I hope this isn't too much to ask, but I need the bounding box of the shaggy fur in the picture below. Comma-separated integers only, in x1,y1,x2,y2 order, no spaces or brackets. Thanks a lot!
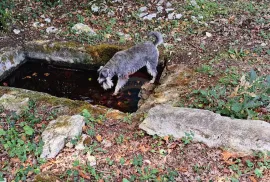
97,31,163,95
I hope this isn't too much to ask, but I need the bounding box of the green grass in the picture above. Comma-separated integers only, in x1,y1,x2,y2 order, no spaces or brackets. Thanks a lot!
190,69,270,120
0,0,15,31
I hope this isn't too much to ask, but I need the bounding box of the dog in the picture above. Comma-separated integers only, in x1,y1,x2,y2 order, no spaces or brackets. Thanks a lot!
97,31,163,95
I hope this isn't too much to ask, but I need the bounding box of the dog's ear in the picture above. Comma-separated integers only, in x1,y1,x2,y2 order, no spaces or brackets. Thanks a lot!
98,66,104,72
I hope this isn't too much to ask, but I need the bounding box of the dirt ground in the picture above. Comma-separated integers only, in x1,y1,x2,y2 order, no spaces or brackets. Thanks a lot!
0,0,269,181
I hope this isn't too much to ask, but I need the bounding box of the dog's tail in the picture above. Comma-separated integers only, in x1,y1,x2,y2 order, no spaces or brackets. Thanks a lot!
148,31,163,46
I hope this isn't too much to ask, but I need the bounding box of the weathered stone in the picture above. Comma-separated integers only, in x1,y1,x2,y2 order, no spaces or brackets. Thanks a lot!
72,23,96,36
23,40,123,67
140,104,270,153
138,64,194,112
206,32,212,37
139,6,147,12
166,2,172,7
143,13,157,20
167,12,175,20
157,6,163,13
13,29,20,34
165,8,174,13
0,94,29,114
46,26,58,34
175,14,183,19
41,115,85,158
86,152,97,166
44,18,51,23
0,46,25,81
139,12,148,18
91,4,100,13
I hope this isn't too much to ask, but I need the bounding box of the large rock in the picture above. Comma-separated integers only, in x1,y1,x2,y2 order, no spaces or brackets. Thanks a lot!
140,104,270,153
0,41,123,81
0,47,25,81
138,64,194,112
0,94,29,114
41,115,85,158
71,23,96,35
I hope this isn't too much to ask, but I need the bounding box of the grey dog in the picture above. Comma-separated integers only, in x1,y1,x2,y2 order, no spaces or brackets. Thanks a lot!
97,31,163,95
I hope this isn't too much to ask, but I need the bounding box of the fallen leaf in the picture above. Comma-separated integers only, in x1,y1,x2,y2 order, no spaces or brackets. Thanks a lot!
104,34,111,38
73,167,91,179
96,134,102,142
11,157,21,163
177,167,188,172
163,136,169,143
21,134,27,142
139,145,149,153
32,72,38,76
249,176,257,182
23,76,31,79
221,151,236,161
228,16,235,23
229,85,239,98
44,73,50,76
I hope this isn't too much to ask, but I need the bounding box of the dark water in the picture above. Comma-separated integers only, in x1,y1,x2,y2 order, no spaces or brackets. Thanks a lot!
0,61,153,113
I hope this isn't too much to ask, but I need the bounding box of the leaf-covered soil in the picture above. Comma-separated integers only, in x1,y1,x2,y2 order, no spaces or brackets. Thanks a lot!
0,0,269,181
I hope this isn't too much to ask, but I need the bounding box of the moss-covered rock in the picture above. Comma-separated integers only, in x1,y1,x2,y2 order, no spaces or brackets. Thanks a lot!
85,44,124,65
0,93,29,114
34,173,59,182
25,40,125,67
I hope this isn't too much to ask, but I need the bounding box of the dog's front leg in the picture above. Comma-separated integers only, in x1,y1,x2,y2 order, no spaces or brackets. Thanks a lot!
113,77,128,95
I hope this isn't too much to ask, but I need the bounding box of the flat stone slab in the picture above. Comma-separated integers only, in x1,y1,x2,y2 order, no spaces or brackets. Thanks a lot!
139,104,270,153
41,115,85,159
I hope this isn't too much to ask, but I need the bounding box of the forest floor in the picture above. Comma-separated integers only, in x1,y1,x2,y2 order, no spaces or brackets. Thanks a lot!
0,0,269,181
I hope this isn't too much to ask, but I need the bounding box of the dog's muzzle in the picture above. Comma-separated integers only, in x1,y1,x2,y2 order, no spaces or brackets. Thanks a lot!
97,77,114,90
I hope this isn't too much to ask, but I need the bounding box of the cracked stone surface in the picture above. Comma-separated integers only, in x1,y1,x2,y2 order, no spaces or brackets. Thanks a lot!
41,115,85,159
140,104,270,153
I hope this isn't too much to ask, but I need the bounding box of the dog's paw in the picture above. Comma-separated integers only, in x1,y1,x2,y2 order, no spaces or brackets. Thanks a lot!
112,92,118,96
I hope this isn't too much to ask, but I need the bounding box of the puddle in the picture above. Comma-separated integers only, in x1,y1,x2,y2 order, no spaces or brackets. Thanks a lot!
0,60,158,112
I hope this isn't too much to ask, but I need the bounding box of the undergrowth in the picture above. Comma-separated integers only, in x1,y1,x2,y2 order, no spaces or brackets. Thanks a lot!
190,70,270,120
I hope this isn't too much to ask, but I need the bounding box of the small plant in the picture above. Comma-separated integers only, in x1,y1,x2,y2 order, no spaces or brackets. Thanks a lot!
161,168,179,181
182,131,194,145
137,167,159,181
122,113,132,124
115,134,124,144
228,47,248,59
132,154,143,167
0,0,14,31
196,64,215,76
254,168,263,178
191,70,270,120
106,157,114,166
81,109,95,124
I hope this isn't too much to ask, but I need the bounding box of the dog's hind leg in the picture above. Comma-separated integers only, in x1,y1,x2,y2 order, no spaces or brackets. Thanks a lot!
146,58,158,84
113,77,128,95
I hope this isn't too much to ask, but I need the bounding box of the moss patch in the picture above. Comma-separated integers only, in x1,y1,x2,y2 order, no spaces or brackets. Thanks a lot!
0,86,111,116
50,115,72,129
34,173,59,182
85,44,125,65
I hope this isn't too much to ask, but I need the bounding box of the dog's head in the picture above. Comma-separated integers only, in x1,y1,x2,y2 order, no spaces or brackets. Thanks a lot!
97,66,114,90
